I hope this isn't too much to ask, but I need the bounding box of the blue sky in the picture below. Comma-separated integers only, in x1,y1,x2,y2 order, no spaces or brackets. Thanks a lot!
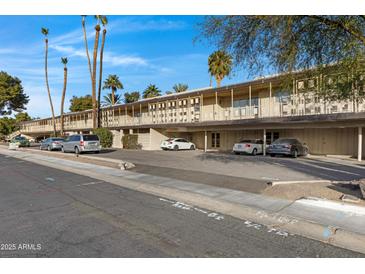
0,16,248,118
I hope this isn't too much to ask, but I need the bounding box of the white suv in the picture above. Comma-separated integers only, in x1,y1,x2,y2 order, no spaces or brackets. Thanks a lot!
160,138,196,151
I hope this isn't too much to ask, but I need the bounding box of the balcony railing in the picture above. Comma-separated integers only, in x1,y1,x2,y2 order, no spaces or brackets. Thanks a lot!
20,92,365,134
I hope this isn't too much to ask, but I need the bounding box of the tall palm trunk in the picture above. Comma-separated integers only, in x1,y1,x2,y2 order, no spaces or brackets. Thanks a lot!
112,87,116,105
216,76,222,88
82,17,93,86
44,38,56,136
92,24,101,129
60,67,67,136
97,28,107,128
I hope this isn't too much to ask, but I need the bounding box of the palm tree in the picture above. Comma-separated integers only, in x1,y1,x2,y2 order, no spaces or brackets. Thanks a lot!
91,15,102,129
143,84,161,99
81,16,93,85
102,93,122,106
41,27,56,136
103,74,123,105
97,16,108,128
60,57,68,136
173,83,189,93
124,91,140,103
208,50,232,88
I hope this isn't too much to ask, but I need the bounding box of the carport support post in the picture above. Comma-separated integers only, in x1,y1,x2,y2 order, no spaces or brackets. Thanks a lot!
204,130,207,152
263,129,266,156
358,126,362,161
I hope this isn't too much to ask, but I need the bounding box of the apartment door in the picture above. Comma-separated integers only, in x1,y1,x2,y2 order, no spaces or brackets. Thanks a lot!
211,132,220,148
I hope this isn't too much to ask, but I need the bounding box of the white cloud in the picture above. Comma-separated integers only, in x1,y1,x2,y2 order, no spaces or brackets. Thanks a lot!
109,18,187,33
50,44,148,67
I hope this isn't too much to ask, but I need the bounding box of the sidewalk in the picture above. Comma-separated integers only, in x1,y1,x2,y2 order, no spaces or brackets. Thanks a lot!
1,146,365,254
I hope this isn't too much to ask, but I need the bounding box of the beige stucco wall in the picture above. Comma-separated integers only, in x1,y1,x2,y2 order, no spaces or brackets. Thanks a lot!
111,130,123,148
149,128,169,150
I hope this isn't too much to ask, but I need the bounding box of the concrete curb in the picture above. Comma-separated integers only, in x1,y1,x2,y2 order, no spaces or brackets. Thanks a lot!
268,179,332,186
1,147,365,254
13,146,136,170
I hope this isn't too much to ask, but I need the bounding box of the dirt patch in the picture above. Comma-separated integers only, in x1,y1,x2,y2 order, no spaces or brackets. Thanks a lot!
263,181,365,206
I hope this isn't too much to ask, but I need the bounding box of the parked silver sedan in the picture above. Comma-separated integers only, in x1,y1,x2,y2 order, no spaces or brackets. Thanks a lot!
40,137,64,151
267,138,308,158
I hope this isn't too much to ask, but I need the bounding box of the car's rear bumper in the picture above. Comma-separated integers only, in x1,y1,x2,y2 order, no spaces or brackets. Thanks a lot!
51,144,62,150
80,146,101,152
267,149,291,155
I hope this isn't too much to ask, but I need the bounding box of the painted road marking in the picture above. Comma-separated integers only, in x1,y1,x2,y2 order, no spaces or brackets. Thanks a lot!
158,198,224,221
45,177,55,182
158,198,292,237
297,161,361,176
76,181,105,187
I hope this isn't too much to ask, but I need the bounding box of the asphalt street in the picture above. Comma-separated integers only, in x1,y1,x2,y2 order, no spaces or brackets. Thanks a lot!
0,154,363,257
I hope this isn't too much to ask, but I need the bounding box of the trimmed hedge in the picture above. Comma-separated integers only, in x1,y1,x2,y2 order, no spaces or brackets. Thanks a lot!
93,128,113,148
122,134,139,149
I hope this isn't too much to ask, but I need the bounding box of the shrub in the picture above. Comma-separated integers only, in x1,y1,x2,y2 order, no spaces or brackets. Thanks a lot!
93,128,113,148
122,134,139,149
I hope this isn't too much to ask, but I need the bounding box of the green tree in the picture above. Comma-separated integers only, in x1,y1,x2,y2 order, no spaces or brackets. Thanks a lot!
97,16,108,128
0,117,15,139
60,57,68,136
143,84,161,99
102,93,122,106
93,127,113,148
199,16,365,101
103,74,123,105
15,112,32,123
173,83,189,93
41,27,56,136
208,50,232,88
69,95,94,112
0,71,29,115
124,91,140,103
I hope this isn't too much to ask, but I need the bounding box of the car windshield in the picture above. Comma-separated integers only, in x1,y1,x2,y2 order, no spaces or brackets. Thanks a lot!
83,135,99,141
166,138,174,141
273,139,297,144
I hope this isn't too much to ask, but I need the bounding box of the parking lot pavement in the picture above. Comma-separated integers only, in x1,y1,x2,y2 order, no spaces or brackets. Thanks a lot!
0,154,363,258
89,149,365,183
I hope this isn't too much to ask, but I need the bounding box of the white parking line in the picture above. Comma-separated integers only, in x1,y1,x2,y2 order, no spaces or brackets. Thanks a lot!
297,161,361,176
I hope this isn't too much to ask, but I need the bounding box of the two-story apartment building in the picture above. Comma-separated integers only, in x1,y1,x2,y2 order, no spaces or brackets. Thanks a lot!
20,71,365,160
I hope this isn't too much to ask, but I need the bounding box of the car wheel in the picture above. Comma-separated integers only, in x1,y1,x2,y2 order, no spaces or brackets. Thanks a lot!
234,151,240,155
190,145,195,150
292,149,298,158
75,146,80,155
61,146,65,153
173,145,179,151
95,151,100,154
252,148,257,156
270,154,276,157
47,145,51,151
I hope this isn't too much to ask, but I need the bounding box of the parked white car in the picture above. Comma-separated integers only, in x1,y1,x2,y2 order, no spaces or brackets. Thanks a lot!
233,139,265,155
160,138,196,151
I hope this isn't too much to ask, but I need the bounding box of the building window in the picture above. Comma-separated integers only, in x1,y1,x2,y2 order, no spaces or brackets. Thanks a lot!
308,79,316,88
297,81,305,90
